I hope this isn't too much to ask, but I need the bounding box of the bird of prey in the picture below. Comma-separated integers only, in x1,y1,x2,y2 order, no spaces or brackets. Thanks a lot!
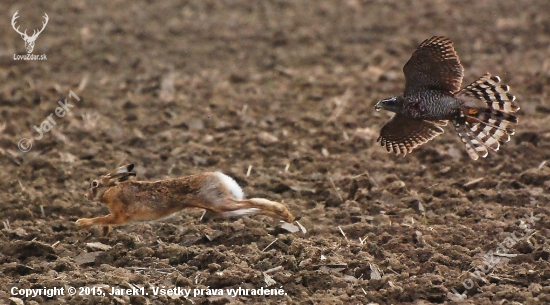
375,36,519,160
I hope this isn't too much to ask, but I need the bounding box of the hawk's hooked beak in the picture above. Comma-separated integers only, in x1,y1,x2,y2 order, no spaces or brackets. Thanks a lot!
375,97,399,112
375,100,384,111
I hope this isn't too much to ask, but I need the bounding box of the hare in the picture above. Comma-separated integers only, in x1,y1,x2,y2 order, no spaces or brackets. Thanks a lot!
75,164,295,235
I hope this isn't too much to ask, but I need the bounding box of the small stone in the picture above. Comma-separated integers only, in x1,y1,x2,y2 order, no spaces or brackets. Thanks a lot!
186,118,204,130
74,251,102,265
258,132,278,146
86,242,112,251
280,222,300,233
205,230,224,241
9,297,24,305
192,155,207,166
343,275,358,283
215,120,230,131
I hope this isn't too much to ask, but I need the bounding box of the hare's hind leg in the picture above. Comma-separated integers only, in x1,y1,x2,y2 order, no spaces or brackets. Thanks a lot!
246,198,294,222
220,198,294,222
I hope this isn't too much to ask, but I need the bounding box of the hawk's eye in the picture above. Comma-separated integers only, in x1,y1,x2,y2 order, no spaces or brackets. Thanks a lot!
91,181,99,188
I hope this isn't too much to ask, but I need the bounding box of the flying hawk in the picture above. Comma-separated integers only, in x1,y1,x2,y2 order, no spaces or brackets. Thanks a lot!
375,36,520,160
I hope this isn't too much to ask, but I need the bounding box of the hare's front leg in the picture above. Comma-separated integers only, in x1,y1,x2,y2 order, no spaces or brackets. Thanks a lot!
75,214,118,236
75,214,126,227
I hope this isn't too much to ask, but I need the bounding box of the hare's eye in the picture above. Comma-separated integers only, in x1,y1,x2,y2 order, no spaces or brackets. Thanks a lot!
91,181,99,188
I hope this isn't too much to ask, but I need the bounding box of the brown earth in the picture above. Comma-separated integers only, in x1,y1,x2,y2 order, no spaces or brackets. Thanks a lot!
1,0,550,304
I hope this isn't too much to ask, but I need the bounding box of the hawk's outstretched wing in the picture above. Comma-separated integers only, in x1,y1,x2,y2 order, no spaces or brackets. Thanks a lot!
403,36,464,96
377,114,446,156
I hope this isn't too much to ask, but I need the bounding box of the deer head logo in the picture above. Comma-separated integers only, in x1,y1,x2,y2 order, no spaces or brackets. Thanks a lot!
12,11,49,54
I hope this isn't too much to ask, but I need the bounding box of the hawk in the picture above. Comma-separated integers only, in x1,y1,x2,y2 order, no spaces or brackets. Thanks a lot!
375,36,520,160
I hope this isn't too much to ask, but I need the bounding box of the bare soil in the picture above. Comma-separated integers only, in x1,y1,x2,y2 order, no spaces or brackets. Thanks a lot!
1,0,550,304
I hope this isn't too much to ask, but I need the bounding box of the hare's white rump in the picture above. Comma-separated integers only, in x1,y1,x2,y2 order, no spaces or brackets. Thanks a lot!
214,172,244,200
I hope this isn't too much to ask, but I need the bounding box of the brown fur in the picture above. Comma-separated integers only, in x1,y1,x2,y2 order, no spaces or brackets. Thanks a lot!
75,164,294,235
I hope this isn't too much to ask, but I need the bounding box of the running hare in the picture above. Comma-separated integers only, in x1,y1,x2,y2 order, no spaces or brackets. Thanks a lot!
75,164,294,235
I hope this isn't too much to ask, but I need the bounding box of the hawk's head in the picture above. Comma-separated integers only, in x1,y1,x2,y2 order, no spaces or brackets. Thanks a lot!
375,95,404,113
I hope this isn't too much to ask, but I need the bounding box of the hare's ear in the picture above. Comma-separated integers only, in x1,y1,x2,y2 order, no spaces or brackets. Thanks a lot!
117,173,136,182
116,163,134,174
108,163,136,182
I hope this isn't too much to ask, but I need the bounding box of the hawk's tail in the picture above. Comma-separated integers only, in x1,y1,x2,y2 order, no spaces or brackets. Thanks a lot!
454,73,520,160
